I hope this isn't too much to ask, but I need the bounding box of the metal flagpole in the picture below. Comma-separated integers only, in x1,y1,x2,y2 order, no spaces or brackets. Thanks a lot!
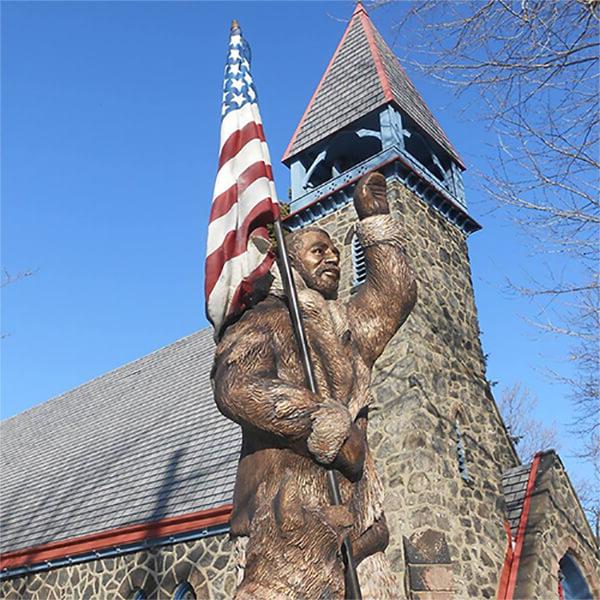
272,219,363,600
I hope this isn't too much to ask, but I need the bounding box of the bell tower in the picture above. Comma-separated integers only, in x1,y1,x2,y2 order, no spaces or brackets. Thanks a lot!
282,3,520,597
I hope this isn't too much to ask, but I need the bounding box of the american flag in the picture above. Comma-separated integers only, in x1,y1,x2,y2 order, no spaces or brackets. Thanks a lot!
205,21,280,336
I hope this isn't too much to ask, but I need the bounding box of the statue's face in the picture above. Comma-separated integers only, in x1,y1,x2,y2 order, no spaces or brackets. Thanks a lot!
291,229,341,299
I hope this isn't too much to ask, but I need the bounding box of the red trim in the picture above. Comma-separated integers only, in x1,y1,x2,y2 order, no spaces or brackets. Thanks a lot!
352,1,366,16
0,504,232,570
282,5,362,162
558,578,565,600
360,10,393,103
498,453,542,600
496,521,514,600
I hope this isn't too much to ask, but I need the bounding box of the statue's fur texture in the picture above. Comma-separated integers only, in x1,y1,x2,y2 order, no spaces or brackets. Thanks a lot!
235,471,352,599
212,173,417,598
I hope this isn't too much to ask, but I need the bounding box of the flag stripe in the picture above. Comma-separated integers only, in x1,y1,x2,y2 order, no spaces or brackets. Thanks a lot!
218,121,266,169
219,100,263,152
207,176,273,256
207,247,275,334
209,161,274,223
213,138,272,199
205,197,275,297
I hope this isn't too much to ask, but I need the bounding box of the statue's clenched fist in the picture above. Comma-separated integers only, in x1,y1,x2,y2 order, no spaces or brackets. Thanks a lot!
354,171,391,219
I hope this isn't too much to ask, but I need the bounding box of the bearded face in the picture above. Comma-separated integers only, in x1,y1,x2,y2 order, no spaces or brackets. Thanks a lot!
287,229,341,300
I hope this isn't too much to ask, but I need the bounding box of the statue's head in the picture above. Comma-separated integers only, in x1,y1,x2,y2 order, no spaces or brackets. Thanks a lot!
286,227,340,300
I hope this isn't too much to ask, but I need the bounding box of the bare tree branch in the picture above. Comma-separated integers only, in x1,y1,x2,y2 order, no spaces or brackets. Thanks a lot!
499,383,560,463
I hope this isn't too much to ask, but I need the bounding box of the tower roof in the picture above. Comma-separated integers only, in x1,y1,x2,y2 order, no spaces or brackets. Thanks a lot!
283,2,464,168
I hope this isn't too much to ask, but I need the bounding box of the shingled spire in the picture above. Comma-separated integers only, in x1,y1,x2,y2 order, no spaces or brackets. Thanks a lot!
282,2,477,233
283,2,463,167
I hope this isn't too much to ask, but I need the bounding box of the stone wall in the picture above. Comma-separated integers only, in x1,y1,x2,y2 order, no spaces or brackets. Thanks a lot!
1,533,237,600
514,452,600,599
315,175,520,598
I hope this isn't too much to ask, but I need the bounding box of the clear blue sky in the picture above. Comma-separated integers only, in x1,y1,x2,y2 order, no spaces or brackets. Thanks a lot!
1,2,589,483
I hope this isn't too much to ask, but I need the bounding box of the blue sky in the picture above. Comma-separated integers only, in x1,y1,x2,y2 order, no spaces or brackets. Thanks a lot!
1,2,589,483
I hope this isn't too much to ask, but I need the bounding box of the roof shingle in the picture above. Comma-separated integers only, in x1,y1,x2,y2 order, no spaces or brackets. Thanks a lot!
501,463,531,537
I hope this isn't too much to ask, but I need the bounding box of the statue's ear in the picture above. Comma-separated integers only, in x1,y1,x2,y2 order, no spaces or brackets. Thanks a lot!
273,471,305,532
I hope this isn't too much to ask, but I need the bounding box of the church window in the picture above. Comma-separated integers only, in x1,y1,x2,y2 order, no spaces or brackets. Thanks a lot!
558,553,593,599
174,581,196,600
130,589,146,600
351,233,367,287
454,417,472,482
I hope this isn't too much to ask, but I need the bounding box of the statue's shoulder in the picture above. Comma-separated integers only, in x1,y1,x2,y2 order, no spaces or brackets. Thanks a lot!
216,295,289,350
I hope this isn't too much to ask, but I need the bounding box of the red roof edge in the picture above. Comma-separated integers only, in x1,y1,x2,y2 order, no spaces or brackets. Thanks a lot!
282,8,359,163
498,453,542,600
0,504,233,570
360,9,393,103
496,520,515,600
353,1,367,16
363,14,466,170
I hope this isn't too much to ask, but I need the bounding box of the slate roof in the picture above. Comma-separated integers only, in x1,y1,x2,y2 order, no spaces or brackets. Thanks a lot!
0,329,240,554
501,463,532,537
283,3,463,168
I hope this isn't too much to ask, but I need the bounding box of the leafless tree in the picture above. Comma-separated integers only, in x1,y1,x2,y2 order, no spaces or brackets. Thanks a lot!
371,0,599,468
1,268,35,339
499,383,559,463
500,382,598,536
1,268,34,289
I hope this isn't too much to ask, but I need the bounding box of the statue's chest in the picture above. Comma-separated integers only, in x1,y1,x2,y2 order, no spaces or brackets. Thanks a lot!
305,321,357,405
275,301,359,406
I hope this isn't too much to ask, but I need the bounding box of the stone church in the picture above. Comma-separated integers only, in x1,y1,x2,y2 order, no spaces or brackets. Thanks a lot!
1,4,598,599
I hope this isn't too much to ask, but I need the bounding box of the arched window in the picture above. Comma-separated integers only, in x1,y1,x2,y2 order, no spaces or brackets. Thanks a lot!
129,589,146,600
173,581,196,600
351,234,367,287
558,553,593,599
404,130,448,186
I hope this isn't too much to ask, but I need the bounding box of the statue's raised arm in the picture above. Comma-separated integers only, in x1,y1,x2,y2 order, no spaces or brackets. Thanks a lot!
348,172,417,369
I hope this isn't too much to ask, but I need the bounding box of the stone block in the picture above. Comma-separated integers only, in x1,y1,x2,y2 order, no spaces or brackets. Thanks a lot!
412,592,454,600
408,564,454,591
405,529,451,564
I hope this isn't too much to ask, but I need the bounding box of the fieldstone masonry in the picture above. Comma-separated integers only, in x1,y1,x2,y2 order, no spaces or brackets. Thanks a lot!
1,534,237,600
313,176,521,598
513,452,600,599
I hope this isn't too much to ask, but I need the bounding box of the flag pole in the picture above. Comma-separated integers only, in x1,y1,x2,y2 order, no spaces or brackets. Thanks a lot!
272,219,363,600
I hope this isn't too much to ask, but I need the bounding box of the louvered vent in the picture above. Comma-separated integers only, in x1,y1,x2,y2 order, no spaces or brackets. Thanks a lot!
352,234,367,286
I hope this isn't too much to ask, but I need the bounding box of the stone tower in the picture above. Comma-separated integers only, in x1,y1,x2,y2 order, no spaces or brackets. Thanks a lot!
282,3,520,597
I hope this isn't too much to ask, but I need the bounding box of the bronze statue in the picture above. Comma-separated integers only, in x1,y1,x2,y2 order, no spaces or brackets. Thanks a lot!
212,172,417,598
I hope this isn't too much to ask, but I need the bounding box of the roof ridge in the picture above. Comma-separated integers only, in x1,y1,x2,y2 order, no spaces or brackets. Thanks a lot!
368,23,465,167
1,328,214,425
359,6,393,104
